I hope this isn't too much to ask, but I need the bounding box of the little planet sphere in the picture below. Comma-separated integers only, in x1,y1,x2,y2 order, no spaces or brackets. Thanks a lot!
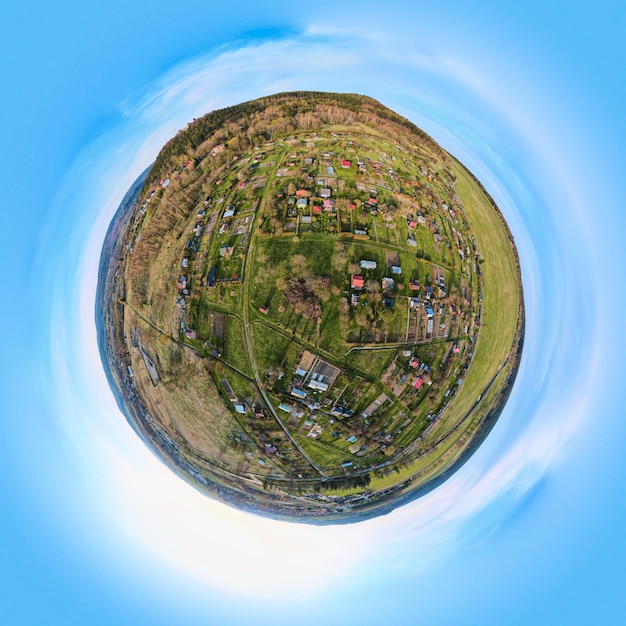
97,92,524,523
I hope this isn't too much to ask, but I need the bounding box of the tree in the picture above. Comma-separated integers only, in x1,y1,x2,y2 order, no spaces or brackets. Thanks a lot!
289,254,308,276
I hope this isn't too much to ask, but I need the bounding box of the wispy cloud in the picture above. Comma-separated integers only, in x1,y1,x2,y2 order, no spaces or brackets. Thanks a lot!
38,29,609,604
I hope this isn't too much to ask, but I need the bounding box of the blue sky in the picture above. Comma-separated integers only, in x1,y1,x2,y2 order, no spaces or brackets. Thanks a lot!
2,2,626,625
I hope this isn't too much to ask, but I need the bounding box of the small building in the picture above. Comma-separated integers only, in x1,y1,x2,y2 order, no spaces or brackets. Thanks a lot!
413,377,424,390
182,258,189,268
223,208,235,218
409,357,419,368
409,280,420,291
323,199,335,210
351,293,360,306
296,197,308,208
341,159,351,168
410,297,420,308
407,238,417,247
391,265,402,275
278,402,291,413
301,215,312,224
426,307,434,318
220,245,233,257
207,266,217,287
351,275,365,289
296,189,310,197
360,260,377,270
308,379,329,392
234,403,246,414
259,306,269,315
381,277,395,291
383,297,395,308
291,387,308,399
320,188,332,198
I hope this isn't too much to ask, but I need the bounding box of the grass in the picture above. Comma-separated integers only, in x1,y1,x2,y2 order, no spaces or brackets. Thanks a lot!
224,315,253,378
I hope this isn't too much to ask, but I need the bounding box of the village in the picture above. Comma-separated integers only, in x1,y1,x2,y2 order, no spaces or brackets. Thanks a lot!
142,127,484,475
105,92,522,520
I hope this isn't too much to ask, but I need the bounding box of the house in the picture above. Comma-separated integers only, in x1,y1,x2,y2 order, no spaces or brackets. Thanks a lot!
223,208,235,218
407,219,417,229
409,357,419,368
327,166,335,174
410,297,420,308
368,197,377,206
413,377,424,390
426,307,435,318
409,281,420,291
391,265,402,275
360,260,377,270
219,245,233,257
320,188,331,198
323,199,335,210
382,277,395,290
296,189,310,197
296,197,308,208
341,159,351,168
313,205,322,213
351,275,365,289
259,306,268,315
291,387,308,399
383,297,395,308
278,403,291,412
351,293,360,306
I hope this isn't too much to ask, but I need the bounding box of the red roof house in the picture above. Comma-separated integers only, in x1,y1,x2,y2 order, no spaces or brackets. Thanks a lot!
351,275,365,289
